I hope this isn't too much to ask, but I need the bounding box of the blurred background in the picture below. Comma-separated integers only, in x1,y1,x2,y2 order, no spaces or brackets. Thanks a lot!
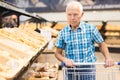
2,0,119,46
0,0,120,80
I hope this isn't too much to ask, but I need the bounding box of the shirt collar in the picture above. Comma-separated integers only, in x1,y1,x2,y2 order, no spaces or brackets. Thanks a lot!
68,21,84,31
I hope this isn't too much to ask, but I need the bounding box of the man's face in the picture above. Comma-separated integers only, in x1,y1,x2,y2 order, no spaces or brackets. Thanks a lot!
66,6,83,28
2,16,10,23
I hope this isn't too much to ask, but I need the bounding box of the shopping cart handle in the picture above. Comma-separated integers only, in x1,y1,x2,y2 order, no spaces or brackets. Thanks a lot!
62,62,120,66
62,62,66,67
117,62,120,65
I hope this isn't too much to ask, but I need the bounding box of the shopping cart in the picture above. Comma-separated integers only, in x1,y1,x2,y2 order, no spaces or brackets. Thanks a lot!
62,62,120,80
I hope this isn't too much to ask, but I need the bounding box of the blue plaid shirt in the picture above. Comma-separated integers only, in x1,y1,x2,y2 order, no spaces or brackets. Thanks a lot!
55,21,104,62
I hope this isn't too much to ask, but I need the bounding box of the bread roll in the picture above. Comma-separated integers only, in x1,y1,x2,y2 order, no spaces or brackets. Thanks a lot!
49,71,56,78
40,72,49,78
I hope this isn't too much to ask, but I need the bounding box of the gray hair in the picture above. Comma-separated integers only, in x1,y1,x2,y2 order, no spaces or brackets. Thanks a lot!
66,1,83,13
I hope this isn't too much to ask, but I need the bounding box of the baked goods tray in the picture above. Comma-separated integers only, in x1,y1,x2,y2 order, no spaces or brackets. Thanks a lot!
13,43,49,80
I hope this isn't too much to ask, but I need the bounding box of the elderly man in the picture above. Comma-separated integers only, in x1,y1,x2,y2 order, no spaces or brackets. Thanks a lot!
55,1,114,80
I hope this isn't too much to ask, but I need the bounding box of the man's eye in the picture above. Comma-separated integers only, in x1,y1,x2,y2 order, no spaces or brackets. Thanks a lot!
68,14,71,16
74,14,78,16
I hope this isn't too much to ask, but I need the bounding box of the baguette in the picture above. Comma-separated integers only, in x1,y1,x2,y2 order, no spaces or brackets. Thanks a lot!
0,29,40,49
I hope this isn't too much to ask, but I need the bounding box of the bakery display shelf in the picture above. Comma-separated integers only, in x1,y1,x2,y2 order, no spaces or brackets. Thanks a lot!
13,42,49,80
0,28,50,80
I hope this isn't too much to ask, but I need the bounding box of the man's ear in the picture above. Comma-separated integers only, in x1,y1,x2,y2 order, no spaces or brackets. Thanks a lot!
81,12,84,17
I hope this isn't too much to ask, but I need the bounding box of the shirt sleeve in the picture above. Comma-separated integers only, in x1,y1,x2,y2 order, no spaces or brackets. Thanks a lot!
55,31,65,49
92,26,104,43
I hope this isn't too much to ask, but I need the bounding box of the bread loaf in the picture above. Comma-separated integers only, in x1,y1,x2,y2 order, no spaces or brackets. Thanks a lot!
0,28,49,49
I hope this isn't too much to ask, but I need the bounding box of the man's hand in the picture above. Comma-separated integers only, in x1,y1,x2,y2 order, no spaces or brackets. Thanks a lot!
64,58,75,67
104,58,114,68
